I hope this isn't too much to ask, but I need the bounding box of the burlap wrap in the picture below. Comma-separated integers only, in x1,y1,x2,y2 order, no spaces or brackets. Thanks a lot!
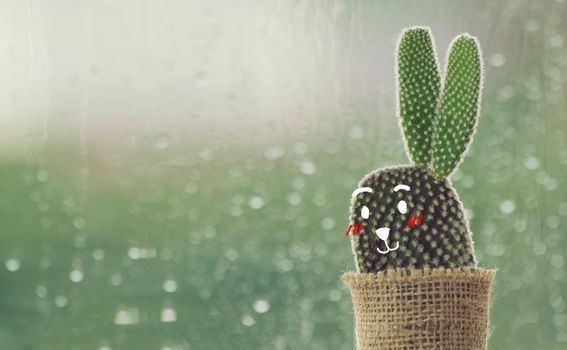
342,268,496,350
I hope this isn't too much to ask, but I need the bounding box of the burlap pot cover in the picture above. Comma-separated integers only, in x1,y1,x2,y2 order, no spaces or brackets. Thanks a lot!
342,268,496,350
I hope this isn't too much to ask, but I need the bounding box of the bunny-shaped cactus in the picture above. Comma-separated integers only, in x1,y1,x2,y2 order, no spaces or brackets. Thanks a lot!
350,27,483,273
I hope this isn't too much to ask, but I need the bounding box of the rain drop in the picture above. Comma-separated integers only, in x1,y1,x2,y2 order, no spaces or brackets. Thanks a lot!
92,248,105,261
163,279,178,293
155,135,170,150
35,285,48,298
114,307,140,325
55,295,68,308
524,156,540,170
490,54,506,67
287,192,302,206
5,259,21,272
241,315,256,326
264,146,285,160
69,269,84,283
73,216,86,229
499,200,516,214
320,217,335,230
299,161,316,175
161,307,177,322
253,299,270,314
248,196,265,209
36,170,49,182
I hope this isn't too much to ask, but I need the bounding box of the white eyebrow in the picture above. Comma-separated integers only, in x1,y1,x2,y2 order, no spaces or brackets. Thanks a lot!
394,184,410,192
352,187,372,197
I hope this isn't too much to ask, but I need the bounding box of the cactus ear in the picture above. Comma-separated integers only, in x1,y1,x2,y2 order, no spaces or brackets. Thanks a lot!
397,27,442,166
432,34,483,178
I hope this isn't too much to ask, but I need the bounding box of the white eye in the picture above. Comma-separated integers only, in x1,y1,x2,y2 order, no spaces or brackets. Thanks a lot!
397,200,407,214
361,206,369,219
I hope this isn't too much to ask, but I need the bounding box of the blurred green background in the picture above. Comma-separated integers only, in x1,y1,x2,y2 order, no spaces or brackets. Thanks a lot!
0,0,566,349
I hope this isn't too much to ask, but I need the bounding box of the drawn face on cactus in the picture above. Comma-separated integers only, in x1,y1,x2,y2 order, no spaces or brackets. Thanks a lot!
352,183,411,254
348,27,483,273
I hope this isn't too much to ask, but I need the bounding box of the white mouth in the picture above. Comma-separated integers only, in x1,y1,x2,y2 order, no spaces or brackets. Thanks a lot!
375,227,399,254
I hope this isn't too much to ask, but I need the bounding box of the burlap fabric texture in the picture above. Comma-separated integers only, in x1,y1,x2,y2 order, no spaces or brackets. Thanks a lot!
342,268,496,350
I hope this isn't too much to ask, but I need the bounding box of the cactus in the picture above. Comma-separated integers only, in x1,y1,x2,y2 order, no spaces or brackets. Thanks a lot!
397,27,441,166
349,27,483,273
432,35,483,178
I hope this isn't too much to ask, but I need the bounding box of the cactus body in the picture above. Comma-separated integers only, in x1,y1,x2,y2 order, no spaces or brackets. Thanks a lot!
350,165,475,273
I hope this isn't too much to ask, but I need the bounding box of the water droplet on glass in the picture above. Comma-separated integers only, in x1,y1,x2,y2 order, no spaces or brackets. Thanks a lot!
264,146,285,160
155,135,170,150
114,307,140,325
36,170,49,182
533,242,546,255
128,247,141,260
69,269,84,283
275,258,293,272
128,247,156,260
544,178,558,191
292,177,305,189
320,217,335,230
163,279,178,293
486,244,505,256
40,256,52,270
224,248,238,261
229,205,243,217
73,216,86,229
198,148,213,161
524,156,540,170
55,295,68,308
490,54,506,67
497,86,515,101
299,161,316,175
513,219,527,232
287,192,302,206
248,196,265,209
93,248,105,261
241,314,256,326
161,307,177,322
110,273,123,286
74,234,86,249
35,285,48,298
184,182,197,194
253,299,270,314
5,258,21,272
499,200,516,214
